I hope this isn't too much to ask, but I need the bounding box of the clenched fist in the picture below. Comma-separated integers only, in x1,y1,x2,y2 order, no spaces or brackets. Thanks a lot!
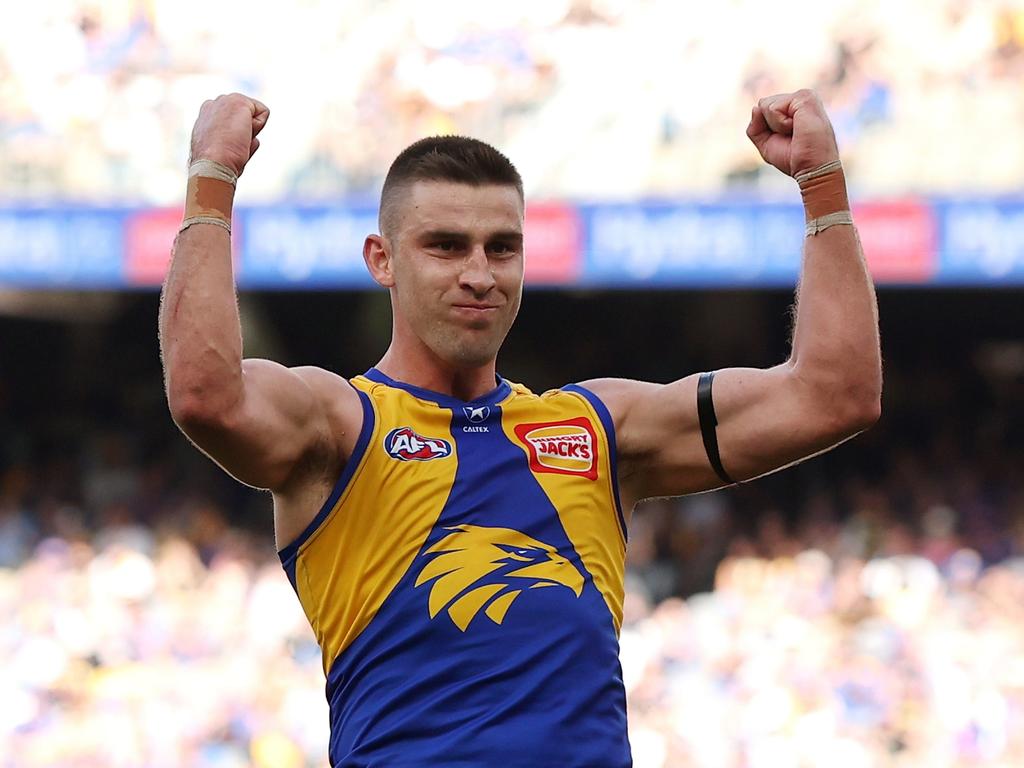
746,89,839,179
188,93,270,178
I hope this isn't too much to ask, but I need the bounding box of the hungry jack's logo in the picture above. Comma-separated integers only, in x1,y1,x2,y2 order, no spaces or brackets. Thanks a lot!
515,417,598,480
414,524,584,632
384,427,452,462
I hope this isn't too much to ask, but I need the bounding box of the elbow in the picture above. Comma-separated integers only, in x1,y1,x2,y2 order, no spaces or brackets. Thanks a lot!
168,391,222,436
165,374,241,433
168,392,245,448
793,361,882,438
847,389,882,432
827,378,882,436
167,392,216,431
161,342,243,429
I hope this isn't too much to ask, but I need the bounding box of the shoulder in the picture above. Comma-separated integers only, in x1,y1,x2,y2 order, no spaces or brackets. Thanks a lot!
290,366,366,456
270,367,368,531
289,365,359,403
572,377,663,423
290,364,353,390
502,377,660,423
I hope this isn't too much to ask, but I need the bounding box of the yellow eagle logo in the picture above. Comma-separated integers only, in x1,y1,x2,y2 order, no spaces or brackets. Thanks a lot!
414,524,584,631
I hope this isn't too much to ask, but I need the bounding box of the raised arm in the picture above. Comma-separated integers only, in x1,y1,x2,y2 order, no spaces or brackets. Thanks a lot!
585,89,882,510
158,95,361,537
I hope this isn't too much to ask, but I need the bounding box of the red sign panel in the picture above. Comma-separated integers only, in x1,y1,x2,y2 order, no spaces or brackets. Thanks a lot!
125,207,240,286
852,200,936,282
524,203,582,285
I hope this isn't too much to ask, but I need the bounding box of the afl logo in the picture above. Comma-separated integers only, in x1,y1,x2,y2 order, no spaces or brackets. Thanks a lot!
515,417,598,480
384,427,453,462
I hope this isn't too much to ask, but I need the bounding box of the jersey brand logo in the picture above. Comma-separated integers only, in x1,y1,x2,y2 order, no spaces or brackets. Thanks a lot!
414,524,584,632
514,417,598,480
384,427,453,462
463,405,490,423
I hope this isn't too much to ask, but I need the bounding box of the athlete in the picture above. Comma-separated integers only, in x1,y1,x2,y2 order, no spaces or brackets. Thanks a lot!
159,89,881,766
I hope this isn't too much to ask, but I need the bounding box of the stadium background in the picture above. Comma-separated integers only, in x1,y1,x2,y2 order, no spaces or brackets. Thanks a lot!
3,1,1024,766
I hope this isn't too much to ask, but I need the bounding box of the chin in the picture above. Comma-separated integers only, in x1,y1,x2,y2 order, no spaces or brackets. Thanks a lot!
424,321,509,369
447,347,498,369
437,337,500,369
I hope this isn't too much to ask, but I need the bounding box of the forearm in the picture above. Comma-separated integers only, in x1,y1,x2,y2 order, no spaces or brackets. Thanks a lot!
788,218,881,414
159,222,243,420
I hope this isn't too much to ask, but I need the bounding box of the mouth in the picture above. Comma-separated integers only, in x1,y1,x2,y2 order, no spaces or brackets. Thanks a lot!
451,304,500,317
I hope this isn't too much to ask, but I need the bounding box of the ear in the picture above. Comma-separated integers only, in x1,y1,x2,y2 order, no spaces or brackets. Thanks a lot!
363,234,395,288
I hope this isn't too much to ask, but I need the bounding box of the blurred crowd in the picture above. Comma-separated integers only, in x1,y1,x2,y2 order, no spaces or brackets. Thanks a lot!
2,341,1024,766
4,440,1024,767
623,552,1024,767
4,0,1024,204
0,530,327,768
622,440,1024,765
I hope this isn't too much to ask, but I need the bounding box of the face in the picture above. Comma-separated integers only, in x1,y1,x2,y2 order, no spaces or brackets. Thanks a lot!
367,180,525,369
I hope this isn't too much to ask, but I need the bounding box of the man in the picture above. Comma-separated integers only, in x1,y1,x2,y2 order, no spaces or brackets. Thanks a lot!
159,90,881,766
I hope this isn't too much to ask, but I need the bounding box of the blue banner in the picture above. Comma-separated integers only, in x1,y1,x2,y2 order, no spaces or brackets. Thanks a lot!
238,206,378,288
1,199,1024,288
0,208,125,287
580,202,805,286
935,200,1024,283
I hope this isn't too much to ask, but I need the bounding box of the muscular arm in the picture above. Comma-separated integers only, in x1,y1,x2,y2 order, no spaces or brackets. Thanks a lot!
585,90,881,510
587,220,879,503
159,225,353,491
158,95,361,514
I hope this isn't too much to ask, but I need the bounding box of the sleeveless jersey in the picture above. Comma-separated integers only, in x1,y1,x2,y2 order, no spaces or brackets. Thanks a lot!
278,368,632,767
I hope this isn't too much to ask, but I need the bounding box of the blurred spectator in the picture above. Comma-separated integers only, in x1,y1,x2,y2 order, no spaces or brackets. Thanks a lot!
4,0,1024,203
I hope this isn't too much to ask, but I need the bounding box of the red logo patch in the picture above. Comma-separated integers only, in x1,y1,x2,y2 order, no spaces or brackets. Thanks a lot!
515,417,598,480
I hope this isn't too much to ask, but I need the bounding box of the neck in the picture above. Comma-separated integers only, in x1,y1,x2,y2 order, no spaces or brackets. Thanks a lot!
375,342,498,402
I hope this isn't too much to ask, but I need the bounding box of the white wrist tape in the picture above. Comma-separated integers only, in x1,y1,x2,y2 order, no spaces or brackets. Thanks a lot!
805,210,854,236
179,216,231,234
188,159,238,186
794,159,842,185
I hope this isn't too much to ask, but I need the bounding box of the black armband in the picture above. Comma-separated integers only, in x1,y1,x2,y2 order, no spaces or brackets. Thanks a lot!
697,371,737,486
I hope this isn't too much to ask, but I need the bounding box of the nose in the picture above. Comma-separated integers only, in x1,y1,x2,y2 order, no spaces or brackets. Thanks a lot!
458,245,495,295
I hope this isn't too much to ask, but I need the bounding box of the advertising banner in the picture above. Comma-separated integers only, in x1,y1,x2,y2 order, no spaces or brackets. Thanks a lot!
0,209,125,287
237,205,378,288
935,200,1024,284
1,199,1023,288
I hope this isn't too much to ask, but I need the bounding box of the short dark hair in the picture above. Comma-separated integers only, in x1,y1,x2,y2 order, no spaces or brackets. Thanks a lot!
379,136,523,236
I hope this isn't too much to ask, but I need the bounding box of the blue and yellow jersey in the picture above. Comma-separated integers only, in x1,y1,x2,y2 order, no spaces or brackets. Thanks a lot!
278,368,631,767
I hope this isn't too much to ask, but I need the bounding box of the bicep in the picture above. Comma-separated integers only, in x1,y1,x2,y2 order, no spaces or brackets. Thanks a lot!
176,359,353,491
589,364,858,500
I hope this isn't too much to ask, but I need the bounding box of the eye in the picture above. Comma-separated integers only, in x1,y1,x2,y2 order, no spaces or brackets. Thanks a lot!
488,242,517,257
432,241,458,252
